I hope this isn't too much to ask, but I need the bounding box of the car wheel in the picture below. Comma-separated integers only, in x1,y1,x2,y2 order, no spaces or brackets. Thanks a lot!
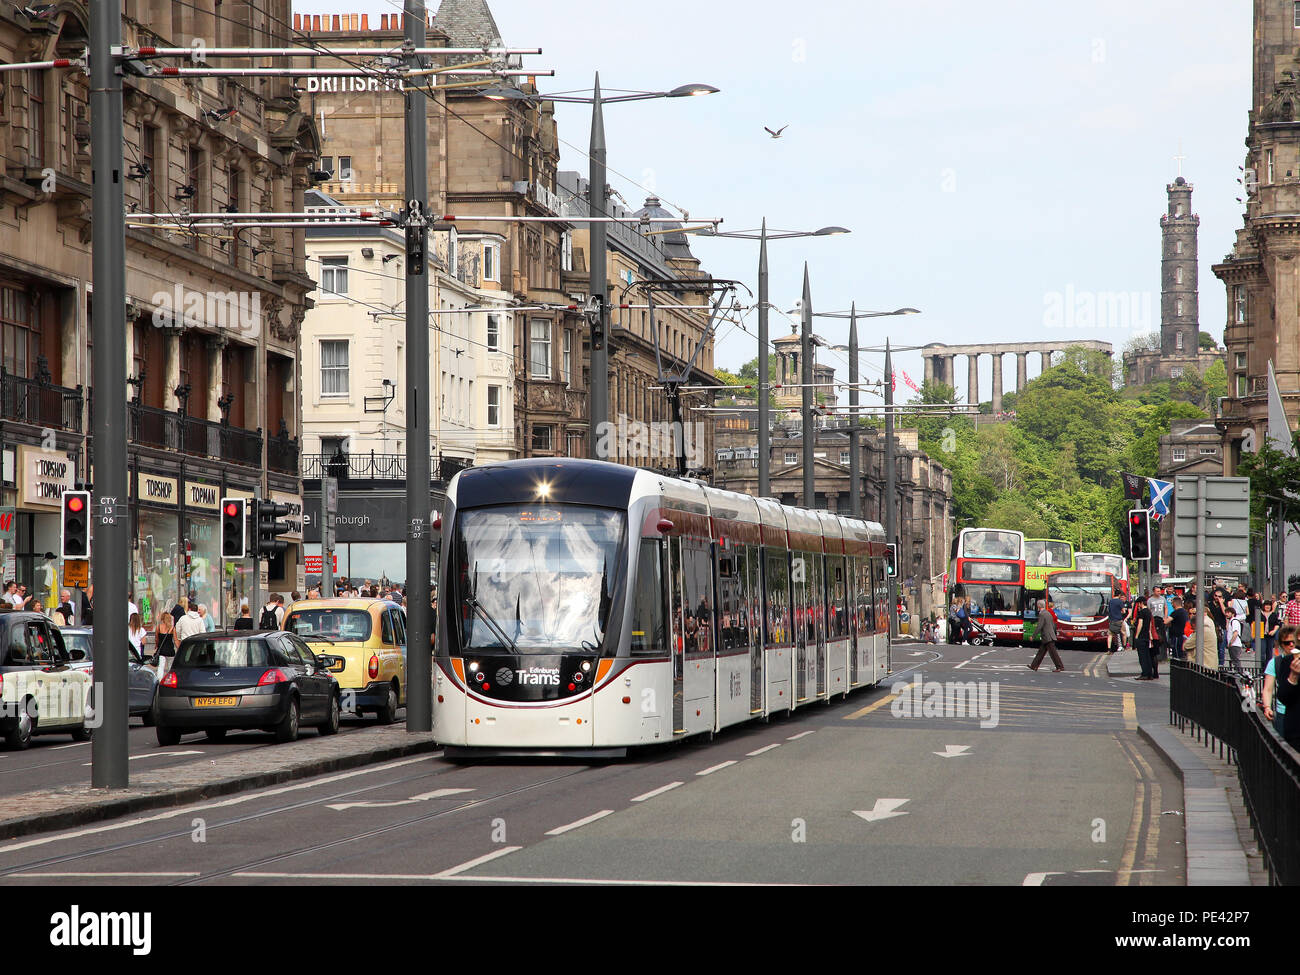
274,697,300,743
5,697,35,750
140,708,155,728
205,727,227,742
318,694,340,736
156,724,181,747
71,725,93,743
374,683,398,724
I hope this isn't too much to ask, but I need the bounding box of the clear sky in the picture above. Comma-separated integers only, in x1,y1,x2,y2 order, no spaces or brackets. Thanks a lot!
297,0,1251,401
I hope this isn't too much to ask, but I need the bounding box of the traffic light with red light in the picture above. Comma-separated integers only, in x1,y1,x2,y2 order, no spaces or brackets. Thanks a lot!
221,497,247,559
1128,509,1151,561
60,490,90,559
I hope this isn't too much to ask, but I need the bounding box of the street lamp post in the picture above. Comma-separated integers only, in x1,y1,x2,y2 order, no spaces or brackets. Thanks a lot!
693,223,848,497
486,78,718,461
801,265,815,507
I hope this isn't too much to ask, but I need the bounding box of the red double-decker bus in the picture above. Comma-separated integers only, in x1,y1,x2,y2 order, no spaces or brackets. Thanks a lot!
946,529,1027,643
1046,570,1121,648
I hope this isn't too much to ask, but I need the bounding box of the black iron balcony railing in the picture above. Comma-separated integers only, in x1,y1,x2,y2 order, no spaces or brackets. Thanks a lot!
267,428,300,475
126,402,263,468
0,369,83,431
301,451,470,482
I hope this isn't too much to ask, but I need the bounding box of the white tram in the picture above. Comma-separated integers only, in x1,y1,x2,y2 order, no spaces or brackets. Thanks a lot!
433,458,891,756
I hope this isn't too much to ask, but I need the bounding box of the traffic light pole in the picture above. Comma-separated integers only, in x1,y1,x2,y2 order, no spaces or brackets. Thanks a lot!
404,0,433,733
251,489,261,624
90,2,129,788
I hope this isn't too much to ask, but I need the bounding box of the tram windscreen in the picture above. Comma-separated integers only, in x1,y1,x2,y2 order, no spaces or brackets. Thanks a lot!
960,531,1022,560
454,504,625,652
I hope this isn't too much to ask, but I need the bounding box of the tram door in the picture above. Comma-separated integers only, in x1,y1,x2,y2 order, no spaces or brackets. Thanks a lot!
848,555,859,687
793,549,808,703
667,535,685,735
748,546,763,715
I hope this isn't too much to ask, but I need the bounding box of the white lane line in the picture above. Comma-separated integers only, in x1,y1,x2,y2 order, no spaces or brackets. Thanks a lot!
696,760,737,776
0,754,438,856
1022,872,1062,886
545,809,615,835
786,731,816,741
445,874,809,886
433,845,524,878
746,743,781,756
51,742,91,750
10,871,201,878
631,781,683,802
82,750,204,766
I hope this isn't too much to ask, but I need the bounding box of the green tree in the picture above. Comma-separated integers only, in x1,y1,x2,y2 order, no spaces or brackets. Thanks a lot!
1199,330,1218,350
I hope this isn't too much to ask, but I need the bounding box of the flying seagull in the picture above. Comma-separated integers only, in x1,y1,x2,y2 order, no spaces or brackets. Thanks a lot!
765,125,788,139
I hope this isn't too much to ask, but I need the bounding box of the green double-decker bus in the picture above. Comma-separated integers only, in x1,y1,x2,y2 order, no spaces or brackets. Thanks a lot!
1022,539,1075,641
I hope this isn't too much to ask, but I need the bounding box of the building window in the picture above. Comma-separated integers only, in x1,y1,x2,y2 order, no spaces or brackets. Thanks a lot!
1175,204,1184,217
1,286,35,378
1234,285,1247,324
1237,375,1248,398
27,70,44,167
1175,266,1184,285
320,257,349,296
1175,331,1184,352
562,330,572,385
483,242,499,282
1268,149,1275,184
320,156,333,178
530,319,551,378
1294,0,1300,27
1236,352,1247,370
1199,447,1218,455
840,450,850,465
141,124,158,214
1170,366,1184,378
784,451,798,465
532,425,553,452
1172,446,1186,462
561,231,573,271
1176,299,1183,316
337,155,353,183
1175,240,1183,255
486,314,500,352
320,340,349,397
448,230,458,275
487,385,501,427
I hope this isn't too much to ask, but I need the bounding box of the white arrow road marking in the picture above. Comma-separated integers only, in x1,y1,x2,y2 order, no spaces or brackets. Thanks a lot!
327,787,473,811
853,798,909,822
933,745,972,758
82,750,204,766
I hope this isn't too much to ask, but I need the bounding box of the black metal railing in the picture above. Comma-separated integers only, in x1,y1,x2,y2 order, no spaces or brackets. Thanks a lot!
301,450,468,482
267,430,299,475
127,402,262,467
0,369,83,431
1170,658,1300,885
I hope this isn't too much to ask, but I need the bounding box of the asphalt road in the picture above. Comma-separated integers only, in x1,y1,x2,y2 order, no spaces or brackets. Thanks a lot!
0,641,1184,885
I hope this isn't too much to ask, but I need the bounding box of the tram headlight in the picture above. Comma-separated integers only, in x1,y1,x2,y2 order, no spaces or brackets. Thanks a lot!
581,661,591,672
469,661,479,673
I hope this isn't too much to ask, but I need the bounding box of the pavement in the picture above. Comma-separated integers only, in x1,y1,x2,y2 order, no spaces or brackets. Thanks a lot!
0,726,441,841
1102,647,1257,885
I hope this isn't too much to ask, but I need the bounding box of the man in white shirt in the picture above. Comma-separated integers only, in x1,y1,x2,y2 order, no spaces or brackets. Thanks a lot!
1225,605,1245,673
3,582,23,609
174,604,205,644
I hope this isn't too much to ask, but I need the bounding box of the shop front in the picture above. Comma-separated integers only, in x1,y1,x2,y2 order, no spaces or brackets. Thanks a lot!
301,486,443,590
1,445,76,609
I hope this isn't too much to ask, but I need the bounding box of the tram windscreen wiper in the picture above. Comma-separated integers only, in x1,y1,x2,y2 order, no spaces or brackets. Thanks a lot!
466,563,518,652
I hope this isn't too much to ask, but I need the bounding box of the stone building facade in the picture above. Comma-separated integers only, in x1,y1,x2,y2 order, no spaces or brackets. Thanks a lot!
1212,0,1300,466
0,1,316,619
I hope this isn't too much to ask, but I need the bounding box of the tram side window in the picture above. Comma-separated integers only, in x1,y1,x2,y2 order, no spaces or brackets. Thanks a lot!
764,551,790,646
746,546,762,650
806,551,823,645
682,540,713,654
717,549,751,653
827,558,848,640
630,539,666,656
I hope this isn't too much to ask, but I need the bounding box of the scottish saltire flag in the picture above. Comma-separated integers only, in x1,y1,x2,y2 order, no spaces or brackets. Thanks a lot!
1147,477,1172,516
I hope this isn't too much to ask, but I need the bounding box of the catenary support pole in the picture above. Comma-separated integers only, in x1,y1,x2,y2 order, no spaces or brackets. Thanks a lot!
848,304,860,519
801,265,814,507
588,73,608,460
90,0,129,788
757,221,770,499
404,0,432,732
885,339,897,639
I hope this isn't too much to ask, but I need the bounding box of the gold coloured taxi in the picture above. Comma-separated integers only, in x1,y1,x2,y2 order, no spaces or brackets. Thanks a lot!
282,598,406,722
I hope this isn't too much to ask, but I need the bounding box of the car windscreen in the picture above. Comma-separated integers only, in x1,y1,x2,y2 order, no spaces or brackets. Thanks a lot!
174,638,269,669
284,609,372,642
